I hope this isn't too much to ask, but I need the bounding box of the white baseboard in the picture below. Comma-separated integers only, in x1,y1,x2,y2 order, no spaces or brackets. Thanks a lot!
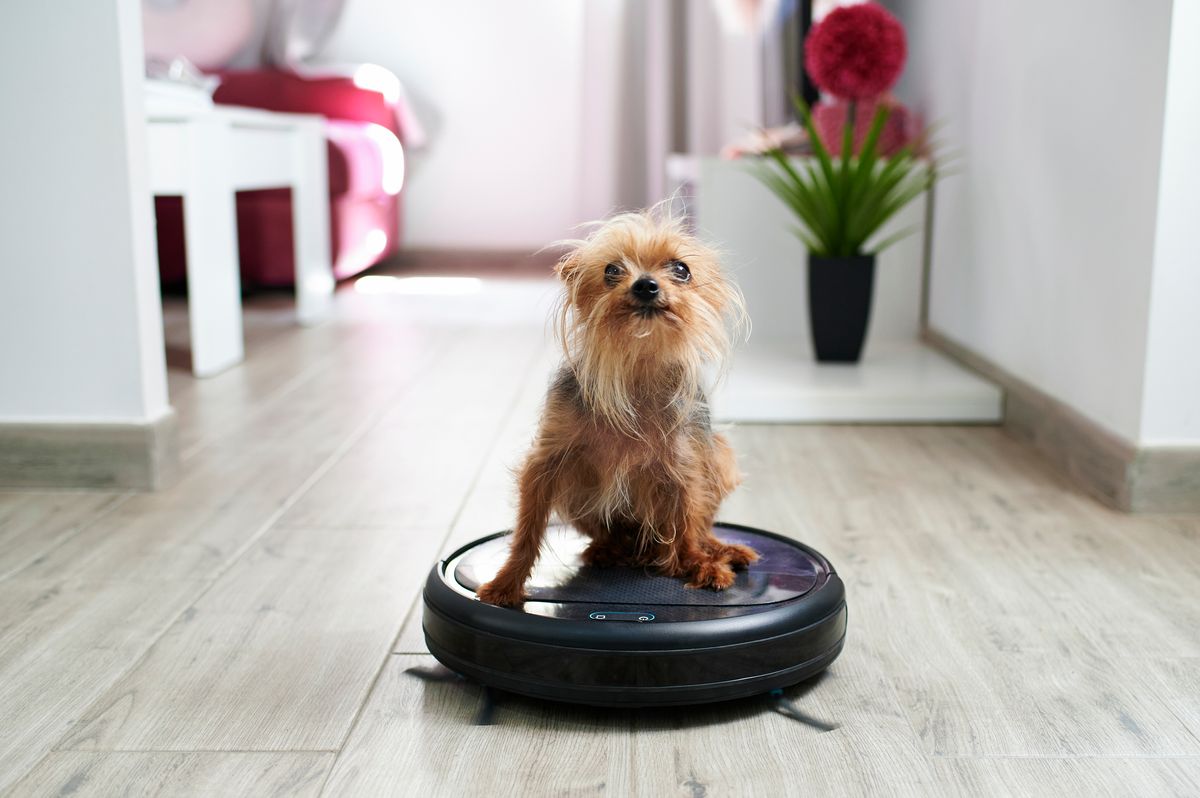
925,328,1200,513
0,411,179,490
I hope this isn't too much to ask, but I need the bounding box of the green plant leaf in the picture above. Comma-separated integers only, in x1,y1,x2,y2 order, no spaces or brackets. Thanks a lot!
792,98,841,231
763,149,832,238
844,106,891,228
789,224,824,254
845,156,921,244
746,97,950,258
865,223,922,255
855,170,932,247
750,157,834,255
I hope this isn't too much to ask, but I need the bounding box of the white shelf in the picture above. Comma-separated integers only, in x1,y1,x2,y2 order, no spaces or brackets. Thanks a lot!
713,338,1003,424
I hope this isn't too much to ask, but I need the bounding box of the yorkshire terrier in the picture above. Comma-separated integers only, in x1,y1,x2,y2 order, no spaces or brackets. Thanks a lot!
476,206,755,607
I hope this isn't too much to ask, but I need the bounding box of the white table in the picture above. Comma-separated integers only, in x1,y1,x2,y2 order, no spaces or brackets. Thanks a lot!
146,104,333,377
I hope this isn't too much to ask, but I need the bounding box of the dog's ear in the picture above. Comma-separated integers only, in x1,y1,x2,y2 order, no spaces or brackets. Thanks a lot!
555,249,584,285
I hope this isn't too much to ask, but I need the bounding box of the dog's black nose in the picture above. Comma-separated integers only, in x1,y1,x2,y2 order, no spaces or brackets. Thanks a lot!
631,277,659,302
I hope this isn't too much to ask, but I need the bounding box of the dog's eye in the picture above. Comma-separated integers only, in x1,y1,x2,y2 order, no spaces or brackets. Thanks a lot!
604,263,623,280
669,261,691,282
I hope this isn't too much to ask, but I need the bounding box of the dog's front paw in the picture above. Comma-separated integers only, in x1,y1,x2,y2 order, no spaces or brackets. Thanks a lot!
721,543,760,569
476,579,527,607
686,559,737,590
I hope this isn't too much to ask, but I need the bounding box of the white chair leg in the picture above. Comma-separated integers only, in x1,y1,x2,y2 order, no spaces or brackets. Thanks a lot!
290,119,334,326
182,117,244,377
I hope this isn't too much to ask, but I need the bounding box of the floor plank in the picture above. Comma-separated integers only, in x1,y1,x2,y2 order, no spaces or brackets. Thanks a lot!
163,295,373,458
10,751,331,798
626,624,940,797
17,323,468,586
889,646,1200,757
3,274,1199,795
276,328,545,530
720,425,1200,758
15,446,334,583
59,324,546,753
928,756,1200,798
1125,658,1200,742
57,524,441,752
0,578,204,792
321,654,632,797
171,319,451,459
0,491,126,581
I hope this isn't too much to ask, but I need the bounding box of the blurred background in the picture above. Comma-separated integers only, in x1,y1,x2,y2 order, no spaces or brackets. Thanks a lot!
2,0,1195,508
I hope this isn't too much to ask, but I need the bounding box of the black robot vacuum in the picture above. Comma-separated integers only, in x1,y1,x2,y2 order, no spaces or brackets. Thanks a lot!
422,523,846,707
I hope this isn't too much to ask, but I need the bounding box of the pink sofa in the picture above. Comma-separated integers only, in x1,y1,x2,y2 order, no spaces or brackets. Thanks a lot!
156,67,411,288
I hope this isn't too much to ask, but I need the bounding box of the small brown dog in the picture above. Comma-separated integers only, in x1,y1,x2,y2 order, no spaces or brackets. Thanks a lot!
476,206,756,607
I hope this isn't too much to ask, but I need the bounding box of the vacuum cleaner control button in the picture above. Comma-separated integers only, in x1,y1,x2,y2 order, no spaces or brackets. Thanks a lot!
589,611,655,622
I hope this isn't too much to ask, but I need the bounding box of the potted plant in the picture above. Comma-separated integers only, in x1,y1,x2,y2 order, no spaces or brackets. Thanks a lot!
751,3,940,363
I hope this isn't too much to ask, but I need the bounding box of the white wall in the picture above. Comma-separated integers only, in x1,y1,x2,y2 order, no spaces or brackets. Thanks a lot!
320,0,783,250
320,0,587,249
895,0,1174,443
1141,0,1200,446
0,0,170,424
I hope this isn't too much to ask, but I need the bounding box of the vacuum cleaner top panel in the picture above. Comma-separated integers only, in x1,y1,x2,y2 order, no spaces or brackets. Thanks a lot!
453,523,821,607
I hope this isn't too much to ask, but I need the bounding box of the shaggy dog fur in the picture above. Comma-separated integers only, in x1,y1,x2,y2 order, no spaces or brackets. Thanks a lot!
476,206,755,607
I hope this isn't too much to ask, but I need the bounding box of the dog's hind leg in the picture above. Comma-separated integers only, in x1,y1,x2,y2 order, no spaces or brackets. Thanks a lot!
658,489,737,590
576,517,641,567
703,432,757,569
710,432,743,497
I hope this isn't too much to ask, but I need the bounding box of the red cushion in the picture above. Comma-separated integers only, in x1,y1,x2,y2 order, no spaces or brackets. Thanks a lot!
326,120,403,200
157,67,405,288
213,69,402,138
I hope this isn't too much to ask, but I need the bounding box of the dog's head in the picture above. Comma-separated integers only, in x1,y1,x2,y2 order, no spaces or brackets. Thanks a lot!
551,205,746,428
554,207,745,369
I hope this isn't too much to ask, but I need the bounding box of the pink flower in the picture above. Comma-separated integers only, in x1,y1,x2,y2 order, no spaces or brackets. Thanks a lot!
805,3,907,101
811,95,917,157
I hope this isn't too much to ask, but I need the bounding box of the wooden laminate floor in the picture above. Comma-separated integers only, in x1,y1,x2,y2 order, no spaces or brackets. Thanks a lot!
2,273,1198,797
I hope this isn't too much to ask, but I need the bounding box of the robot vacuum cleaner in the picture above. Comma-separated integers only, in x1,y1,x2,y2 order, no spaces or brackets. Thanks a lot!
422,523,846,707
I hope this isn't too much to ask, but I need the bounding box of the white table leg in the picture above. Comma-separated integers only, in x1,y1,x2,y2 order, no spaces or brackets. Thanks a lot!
182,118,244,377
289,119,334,325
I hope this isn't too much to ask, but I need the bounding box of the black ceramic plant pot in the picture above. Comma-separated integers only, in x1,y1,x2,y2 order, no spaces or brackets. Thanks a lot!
807,253,876,363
